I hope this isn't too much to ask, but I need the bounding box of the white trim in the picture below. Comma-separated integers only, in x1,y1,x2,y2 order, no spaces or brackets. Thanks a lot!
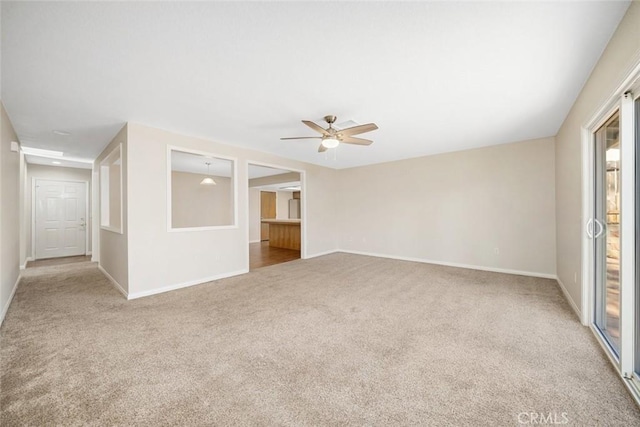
245,160,308,268
127,269,248,300
0,275,21,326
99,143,123,234
100,225,122,234
579,54,640,397
626,379,640,407
305,249,339,259
166,145,239,232
249,239,261,244
619,91,636,376
31,178,35,259
91,166,100,263
338,249,557,279
98,264,127,298
20,250,31,270
590,324,621,373
556,276,582,321
169,225,238,232
582,54,640,132
581,125,593,326
32,178,90,260
85,181,90,254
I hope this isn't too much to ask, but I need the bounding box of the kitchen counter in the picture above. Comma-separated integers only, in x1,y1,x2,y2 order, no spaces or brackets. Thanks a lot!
261,219,301,225
261,219,301,250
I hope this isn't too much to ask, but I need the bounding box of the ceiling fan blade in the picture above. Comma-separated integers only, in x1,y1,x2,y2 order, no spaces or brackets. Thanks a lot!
302,120,330,136
339,123,378,136
341,136,373,145
318,144,328,153
280,136,323,140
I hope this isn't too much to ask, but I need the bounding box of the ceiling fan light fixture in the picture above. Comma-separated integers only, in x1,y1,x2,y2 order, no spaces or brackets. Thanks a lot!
322,137,339,148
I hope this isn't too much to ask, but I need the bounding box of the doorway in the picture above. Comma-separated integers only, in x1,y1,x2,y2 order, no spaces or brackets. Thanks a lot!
583,76,640,399
34,179,88,260
248,163,303,270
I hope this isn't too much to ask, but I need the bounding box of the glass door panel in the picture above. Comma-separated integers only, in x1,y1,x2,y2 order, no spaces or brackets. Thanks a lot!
594,111,621,355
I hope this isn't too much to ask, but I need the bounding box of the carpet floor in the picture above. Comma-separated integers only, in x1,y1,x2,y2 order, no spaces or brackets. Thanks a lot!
1,254,639,426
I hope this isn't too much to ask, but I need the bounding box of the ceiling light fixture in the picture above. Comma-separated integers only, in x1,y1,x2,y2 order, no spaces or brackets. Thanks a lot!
321,137,339,148
200,162,217,185
52,130,71,136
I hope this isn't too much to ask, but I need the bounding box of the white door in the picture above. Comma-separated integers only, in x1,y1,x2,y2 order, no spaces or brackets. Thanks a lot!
35,180,87,259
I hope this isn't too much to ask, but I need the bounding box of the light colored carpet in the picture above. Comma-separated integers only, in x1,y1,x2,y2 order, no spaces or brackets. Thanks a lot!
1,253,639,426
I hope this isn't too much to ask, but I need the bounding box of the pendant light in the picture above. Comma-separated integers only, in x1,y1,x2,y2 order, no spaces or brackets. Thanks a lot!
200,162,217,185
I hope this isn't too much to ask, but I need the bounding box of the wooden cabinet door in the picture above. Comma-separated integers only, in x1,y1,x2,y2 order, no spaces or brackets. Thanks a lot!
260,191,276,241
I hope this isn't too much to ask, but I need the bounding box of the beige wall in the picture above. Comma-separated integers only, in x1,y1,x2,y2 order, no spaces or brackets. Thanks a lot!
1,102,21,324
276,191,293,220
126,122,337,297
248,187,260,242
336,137,557,277
555,2,640,312
94,124,129,293
25,164,92,259
248,172,299,188
171,172,232,228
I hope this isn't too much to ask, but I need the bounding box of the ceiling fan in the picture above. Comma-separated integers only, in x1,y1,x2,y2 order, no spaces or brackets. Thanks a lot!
281,115,378,152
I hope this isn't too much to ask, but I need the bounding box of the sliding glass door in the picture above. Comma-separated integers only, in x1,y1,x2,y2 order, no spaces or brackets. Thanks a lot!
587,67,640,402
594,112,621,355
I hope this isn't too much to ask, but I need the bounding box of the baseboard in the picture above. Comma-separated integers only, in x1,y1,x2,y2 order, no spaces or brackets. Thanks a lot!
249,239,260,244
304,249,339,259
555,276,582,321
19,262,27,271
337,249,558,279
86,251,92,256
0,274,21,327
127,269,249,300
98,265,128,298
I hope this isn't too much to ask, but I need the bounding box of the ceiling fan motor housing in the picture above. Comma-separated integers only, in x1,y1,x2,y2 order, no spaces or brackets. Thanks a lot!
324,115,337,125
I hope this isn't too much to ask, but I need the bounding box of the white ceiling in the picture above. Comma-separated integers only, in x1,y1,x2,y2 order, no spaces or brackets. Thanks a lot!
25,154,92,170
252,181,302,192
247,164,293,180
1,1,630,169
171,150,233,177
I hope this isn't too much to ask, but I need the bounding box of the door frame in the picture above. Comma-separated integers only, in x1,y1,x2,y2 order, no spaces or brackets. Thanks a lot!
581,58,640,403
246,160,307,261
31,178,90,260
